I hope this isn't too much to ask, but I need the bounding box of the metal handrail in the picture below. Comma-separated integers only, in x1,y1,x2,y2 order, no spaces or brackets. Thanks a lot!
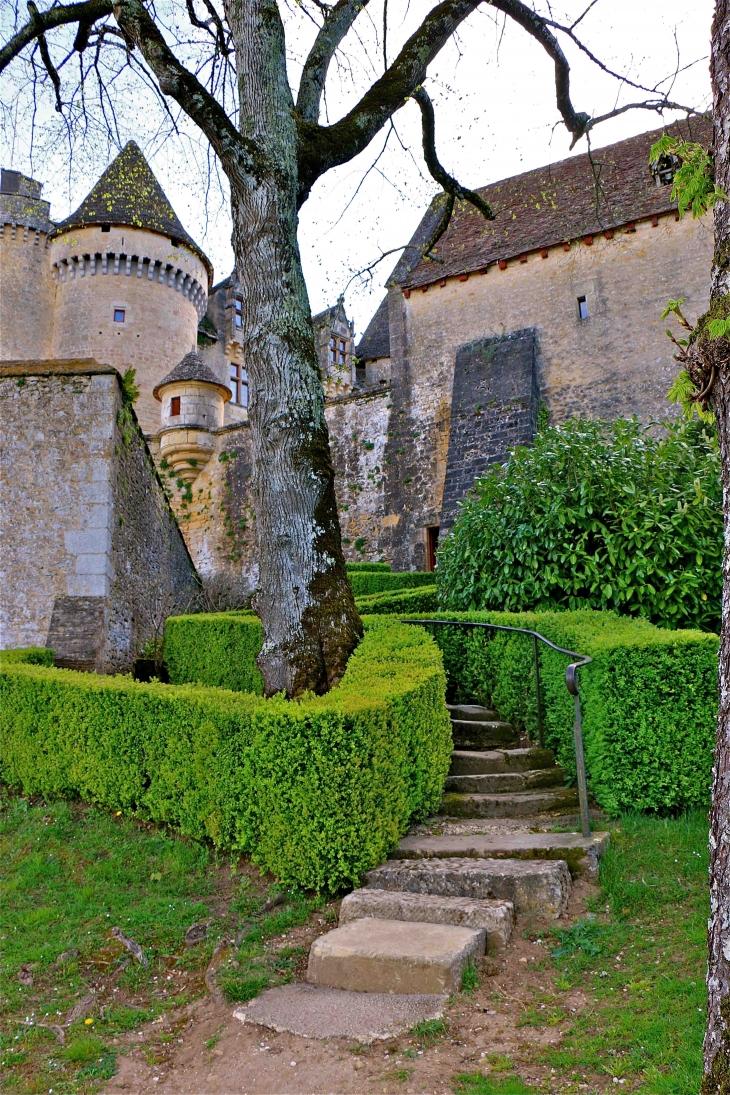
403,619,593,838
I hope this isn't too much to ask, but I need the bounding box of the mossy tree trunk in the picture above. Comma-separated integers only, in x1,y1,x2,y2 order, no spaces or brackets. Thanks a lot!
705,1,730,1087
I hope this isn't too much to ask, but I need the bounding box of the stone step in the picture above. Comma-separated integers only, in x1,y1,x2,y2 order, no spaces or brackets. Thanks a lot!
339,888,513,953
445,768,566,794
448,704,500,722
307,918,485,995
439,786,579,818
449,747,556,775
451,719,517,749
364,857,570,919
394,831,610,882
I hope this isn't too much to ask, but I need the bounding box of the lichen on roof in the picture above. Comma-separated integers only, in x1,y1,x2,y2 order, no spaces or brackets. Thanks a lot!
50,141,212,281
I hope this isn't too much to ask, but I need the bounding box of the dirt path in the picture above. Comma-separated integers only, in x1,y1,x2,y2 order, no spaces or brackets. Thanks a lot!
104,873,599,1095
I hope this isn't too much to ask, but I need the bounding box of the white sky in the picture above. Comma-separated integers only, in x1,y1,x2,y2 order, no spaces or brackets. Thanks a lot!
0,0,715,337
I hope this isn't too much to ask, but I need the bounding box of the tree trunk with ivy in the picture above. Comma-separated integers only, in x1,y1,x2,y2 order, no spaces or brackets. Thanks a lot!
225,0,362,697
704,2,730,1088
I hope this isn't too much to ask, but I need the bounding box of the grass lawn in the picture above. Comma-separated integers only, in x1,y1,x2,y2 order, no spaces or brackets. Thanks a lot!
455,811,709,1094
0,789,332,1094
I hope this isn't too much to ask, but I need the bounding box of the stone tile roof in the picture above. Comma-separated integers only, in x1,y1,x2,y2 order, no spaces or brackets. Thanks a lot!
391,116,711,289
50,141,212,282
153,352,230,400
356,295,390,360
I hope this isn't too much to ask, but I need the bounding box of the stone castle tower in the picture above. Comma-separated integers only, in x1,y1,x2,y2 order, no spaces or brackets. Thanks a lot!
1,143,212,433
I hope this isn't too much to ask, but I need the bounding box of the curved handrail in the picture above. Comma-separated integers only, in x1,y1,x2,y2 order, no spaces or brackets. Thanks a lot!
403,618,592,838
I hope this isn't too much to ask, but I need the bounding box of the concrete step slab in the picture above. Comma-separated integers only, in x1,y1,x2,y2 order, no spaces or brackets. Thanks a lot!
307,918,485,995
445,768,566,794
394,831,610,881
339,888,513,953
449,747,556,775
451,720,517,749
439,787,579,818
235,983,448,1043
365,857,570,919
448,704,499,721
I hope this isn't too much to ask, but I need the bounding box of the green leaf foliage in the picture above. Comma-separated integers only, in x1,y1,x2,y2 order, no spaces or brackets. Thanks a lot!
348,570,434,597
417,609,718,814
0,647,54,667
436,418,722,632
650,134,727,219
355,585,439,615
346,562,391,572
0,619,451,891
165,613,264,692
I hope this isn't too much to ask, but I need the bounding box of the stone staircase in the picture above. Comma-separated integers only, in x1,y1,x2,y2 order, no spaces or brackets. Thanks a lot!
442,703,579,818
300,701,606,1000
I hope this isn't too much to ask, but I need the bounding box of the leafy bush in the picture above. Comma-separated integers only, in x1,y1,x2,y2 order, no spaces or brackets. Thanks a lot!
348,570,434,596
436,419,722,632
355,585,439,615
0,620,451,891
0,647,54,667
165,613,264,693
422,609,717,814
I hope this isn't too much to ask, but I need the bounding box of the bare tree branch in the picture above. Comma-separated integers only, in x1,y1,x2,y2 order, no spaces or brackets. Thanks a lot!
0,0,113,74
297,0,369,124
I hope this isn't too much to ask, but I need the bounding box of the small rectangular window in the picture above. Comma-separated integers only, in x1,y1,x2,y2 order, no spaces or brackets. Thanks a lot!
113,307,125,323
338,338,347,366
170,396,181,416
577,296,589,320
234,297,243,329
329,335,337,365
229,362,248,407
101,224,110,233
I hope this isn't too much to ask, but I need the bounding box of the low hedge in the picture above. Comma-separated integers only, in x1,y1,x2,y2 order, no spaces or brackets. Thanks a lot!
355,585,439,616
346,562,391,572
348,570,434,597
0,618,451,891
165,613,264,692
412,610,718,815
0,647,55,667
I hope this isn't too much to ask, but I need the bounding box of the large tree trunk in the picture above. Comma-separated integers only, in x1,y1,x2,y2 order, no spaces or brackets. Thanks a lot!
705,2,730,1088
226,0,362,698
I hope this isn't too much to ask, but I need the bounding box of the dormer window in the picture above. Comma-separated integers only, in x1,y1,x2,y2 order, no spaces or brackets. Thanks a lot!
650,153,680,188
101,224,110,233
329,335,347,366
234,297,243,329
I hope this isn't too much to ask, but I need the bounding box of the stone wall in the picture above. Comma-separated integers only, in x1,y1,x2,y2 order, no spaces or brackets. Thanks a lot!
440,329,539,528
0,361,199,670
0,185,55,361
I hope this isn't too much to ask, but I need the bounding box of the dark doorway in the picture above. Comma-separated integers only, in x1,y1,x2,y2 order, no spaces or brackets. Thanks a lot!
426,526,440,572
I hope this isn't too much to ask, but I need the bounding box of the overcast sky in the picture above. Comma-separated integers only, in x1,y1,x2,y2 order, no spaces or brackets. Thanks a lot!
0,0,715,337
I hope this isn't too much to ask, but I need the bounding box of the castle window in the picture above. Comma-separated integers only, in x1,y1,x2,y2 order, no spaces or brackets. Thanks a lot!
329,335,347,366
170,396,181,416
234,297,243,329
577,296,589,320
113,308,126,323
651,153,680,187
230,362,248,407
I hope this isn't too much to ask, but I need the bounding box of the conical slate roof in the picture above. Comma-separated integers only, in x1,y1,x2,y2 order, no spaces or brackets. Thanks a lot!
153,352,231,401
50,141,212,281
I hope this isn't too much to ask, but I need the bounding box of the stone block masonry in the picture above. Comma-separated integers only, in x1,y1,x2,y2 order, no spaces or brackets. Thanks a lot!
0,360,199,671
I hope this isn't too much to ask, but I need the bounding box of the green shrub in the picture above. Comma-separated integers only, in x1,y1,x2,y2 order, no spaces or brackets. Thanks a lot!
417,609,718,814
348,570,434,596
165,613,264,693
0,647,54,667
436,419,722,632
355,585,439,615
0,618,451,891
346,562,391,572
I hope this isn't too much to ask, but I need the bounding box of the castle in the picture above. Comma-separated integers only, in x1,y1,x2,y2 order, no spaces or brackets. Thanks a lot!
0,116,714,666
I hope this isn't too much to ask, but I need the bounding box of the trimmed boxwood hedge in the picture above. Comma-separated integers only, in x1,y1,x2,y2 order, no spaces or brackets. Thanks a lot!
415,610,718,815
355,585,439,616
0,618,451,891
165,613,264,692
0,647,54,667
348,570,434,597
346,562,391,572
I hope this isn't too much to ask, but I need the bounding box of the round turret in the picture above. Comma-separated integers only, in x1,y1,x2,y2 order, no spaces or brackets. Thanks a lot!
154,352,230,483
47,142,212,433
0,170,54,360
